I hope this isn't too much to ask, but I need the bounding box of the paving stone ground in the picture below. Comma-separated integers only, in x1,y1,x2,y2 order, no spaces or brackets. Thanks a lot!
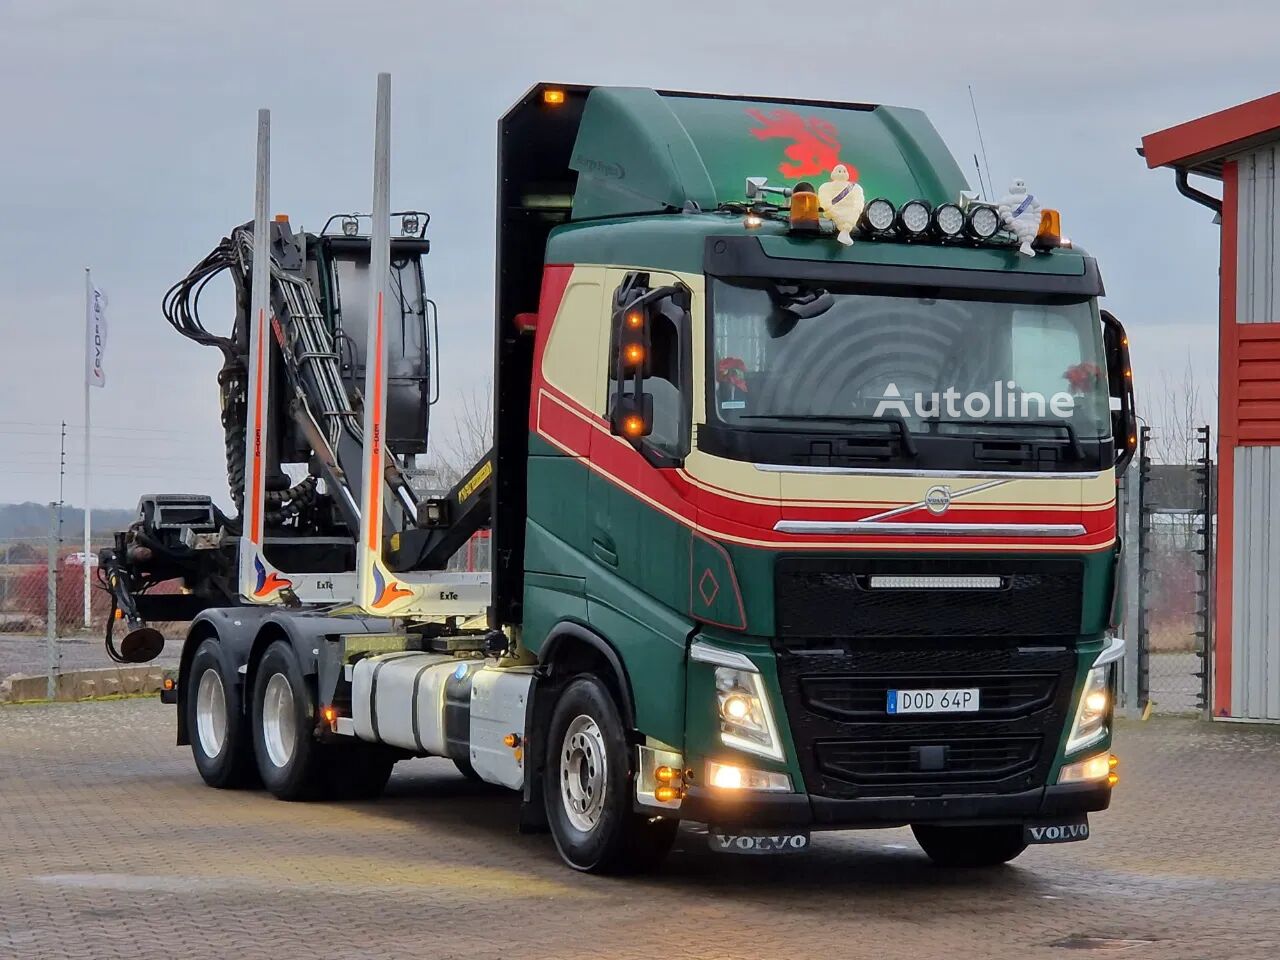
0,699,1277,960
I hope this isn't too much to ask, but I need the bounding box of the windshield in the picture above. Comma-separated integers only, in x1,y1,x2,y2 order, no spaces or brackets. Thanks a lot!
709,278,1110,440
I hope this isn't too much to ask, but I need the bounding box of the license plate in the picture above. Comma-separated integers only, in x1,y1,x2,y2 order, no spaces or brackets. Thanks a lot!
709,830,810,855
887,688,980,714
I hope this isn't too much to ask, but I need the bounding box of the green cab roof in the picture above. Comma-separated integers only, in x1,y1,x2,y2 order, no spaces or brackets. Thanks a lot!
568,87,970,219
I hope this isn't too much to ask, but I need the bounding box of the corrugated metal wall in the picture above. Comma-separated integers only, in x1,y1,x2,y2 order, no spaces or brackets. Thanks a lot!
1231,144,1280,720
1231,447,1280,719
1237,145,1278,326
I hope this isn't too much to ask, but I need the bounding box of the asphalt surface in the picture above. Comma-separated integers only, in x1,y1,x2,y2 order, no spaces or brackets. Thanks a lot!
1,699,1277,960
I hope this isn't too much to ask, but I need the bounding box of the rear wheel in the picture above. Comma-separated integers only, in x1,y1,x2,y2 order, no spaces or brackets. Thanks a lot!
543,675,677,873
912,823,1027,867
186,637,255,788
252,641,331,800
252,640,396,801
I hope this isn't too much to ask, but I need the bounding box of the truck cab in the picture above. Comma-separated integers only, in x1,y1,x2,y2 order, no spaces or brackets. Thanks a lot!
494,85,1133,867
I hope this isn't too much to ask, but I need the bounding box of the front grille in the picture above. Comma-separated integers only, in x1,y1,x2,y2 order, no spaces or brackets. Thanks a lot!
775,556,1084,639
815,736,1041,785
774,639,1078,799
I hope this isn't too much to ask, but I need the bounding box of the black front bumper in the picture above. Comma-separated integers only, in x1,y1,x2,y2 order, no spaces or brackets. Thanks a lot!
679,781,1111,830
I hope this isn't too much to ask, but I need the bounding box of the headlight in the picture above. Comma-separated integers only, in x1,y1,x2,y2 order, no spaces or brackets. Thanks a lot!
934,202,965,238
966,204,1001,239
714,665,784,762
859,197,896,233
896,199,932,236
1065,663,1112,755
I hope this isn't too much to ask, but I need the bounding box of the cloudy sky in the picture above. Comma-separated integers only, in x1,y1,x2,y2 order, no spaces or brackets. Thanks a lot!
1,0,1276,509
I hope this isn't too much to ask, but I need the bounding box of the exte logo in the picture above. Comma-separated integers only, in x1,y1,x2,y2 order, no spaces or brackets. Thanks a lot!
1026,821,1089,844
314,579,334,591
439,590,459,601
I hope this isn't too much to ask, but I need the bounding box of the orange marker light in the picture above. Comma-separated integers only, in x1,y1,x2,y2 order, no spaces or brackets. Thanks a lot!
623,343,645,366
789,188,821,230
503,733,521,748
655,765,676,784
162,677,175,691
654,785,679,803
274,213,290,223
543,89,566,106
622,414,646,438
626,310,644,329
1107,772,1119,787
321,706,337,725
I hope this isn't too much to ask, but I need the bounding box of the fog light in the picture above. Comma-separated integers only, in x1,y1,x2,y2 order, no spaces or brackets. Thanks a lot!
934,202,965,237
859,197,896,234
1057,751,1113,784
705,760,792,793
896,199,931,236
966,204,1000,239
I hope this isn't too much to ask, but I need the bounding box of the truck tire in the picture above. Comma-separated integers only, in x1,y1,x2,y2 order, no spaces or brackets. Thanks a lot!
251,640,333,801
543,675,677,873
911,823,1027,867
187,637,256,789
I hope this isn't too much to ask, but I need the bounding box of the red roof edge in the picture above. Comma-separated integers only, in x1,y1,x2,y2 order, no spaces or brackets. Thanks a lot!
1142,90,1280,169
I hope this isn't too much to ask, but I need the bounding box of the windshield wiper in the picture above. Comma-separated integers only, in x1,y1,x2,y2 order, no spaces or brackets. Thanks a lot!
924,418,1084,461
738,413,918,458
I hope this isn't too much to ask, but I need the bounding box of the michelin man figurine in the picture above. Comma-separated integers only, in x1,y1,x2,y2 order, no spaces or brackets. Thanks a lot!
997,178,1041,256
818,164,865,245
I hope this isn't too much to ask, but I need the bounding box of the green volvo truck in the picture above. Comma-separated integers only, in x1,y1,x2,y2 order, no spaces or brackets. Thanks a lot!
105,78,1136,873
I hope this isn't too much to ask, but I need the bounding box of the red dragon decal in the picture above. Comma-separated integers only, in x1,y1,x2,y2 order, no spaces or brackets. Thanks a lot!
746,107,851,180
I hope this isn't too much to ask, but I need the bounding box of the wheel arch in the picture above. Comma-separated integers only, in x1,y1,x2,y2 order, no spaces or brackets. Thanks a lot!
176,608,258,746
537,620,637,730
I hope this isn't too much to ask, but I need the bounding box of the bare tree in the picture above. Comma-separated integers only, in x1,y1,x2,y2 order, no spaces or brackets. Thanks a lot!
426,379,493,488
1143,351,1206,466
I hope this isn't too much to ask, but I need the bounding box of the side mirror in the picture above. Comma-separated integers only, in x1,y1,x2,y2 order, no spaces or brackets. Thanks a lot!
608,273,690,459
1101,309,1137,475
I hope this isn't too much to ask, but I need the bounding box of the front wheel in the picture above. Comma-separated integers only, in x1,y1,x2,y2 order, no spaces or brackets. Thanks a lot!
911,823,1028,867
543,675,677,873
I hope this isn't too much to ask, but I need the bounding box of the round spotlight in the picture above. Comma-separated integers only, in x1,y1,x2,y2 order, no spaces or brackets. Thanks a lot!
341,216,359,237
897,199,932,236
967,205,1001,240
860,197,896,233
934,202,965,238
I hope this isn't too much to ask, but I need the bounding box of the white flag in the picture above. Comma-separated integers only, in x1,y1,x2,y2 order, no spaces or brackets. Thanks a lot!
86,283,107,388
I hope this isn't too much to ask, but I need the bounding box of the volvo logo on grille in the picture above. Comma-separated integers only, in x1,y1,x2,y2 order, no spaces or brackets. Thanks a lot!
924,485,953,515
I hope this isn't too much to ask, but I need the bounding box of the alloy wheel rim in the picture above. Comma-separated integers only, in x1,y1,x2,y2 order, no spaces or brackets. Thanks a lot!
262,672,297,769
560,713,608,832
195,667,227,759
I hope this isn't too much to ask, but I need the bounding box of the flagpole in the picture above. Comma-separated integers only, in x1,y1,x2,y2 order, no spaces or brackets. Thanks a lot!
83,267,92,629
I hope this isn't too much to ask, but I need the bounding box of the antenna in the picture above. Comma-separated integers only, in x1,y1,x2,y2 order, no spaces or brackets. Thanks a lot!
968,85,995,200
973,154,988,201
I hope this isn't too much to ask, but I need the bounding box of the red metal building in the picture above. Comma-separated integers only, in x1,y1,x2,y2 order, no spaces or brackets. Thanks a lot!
1143,92,1280,721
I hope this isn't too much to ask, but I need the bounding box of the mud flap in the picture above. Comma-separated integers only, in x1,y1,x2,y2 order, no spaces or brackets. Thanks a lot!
709,829,811,855
1024,816,1090,844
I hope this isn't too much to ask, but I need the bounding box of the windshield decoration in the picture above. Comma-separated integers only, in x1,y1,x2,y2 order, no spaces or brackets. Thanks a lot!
818,164,866,246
